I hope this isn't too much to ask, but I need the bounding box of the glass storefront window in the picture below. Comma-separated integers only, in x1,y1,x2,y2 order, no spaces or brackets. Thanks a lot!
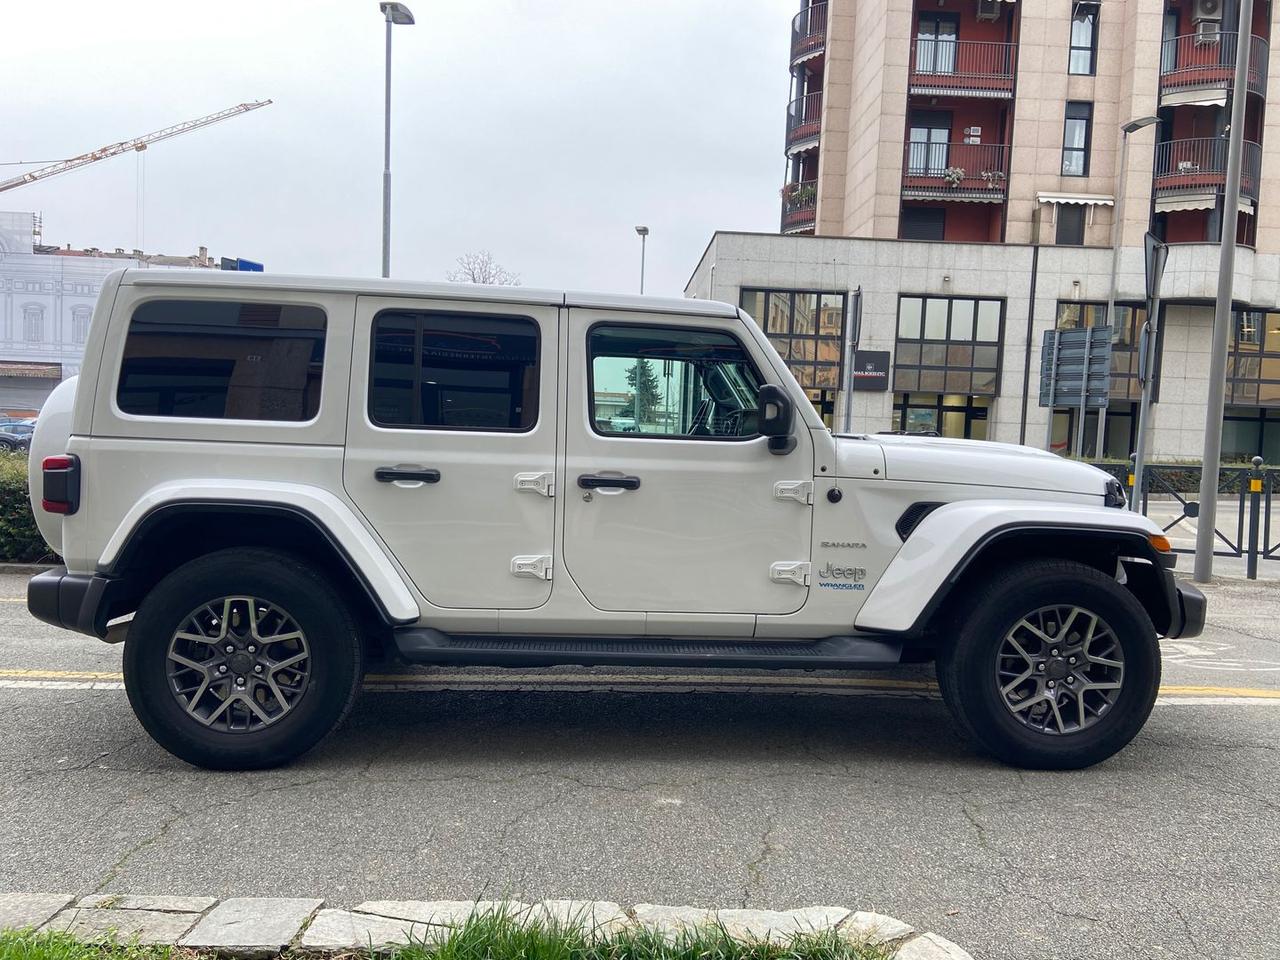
924,299,948,339
895,295,1004,400
740,287,847,394
899,297,923,338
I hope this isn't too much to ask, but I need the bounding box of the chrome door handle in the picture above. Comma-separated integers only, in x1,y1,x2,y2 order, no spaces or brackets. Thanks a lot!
577,474,640,491
375,466,441,484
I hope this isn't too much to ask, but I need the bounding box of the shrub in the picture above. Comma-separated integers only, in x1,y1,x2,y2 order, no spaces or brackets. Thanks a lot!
0,453,55,563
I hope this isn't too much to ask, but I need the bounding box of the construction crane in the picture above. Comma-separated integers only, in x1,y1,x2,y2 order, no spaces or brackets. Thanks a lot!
0,100,272,195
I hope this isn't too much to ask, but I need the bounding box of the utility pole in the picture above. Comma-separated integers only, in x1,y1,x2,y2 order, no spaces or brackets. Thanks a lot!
1194,0,1253,582
635,225,649,294
380,2,415,279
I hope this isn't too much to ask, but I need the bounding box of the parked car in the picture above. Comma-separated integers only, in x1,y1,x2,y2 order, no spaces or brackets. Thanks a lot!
26,269,1203,771
0,421,33,451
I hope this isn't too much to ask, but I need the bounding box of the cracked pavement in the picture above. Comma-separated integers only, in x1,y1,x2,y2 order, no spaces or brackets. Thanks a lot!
2,574,1279,959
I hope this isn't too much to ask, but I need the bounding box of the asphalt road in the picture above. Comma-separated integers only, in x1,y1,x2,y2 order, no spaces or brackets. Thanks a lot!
1,573,1278,960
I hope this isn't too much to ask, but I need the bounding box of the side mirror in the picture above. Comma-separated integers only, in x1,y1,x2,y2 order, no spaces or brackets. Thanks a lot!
758,384,796,455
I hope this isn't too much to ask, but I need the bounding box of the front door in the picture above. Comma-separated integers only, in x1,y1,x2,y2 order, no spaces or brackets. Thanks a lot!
561,312,815,615
344,297,559,610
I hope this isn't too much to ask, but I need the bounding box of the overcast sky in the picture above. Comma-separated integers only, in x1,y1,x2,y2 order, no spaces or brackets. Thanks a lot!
6,0,795,296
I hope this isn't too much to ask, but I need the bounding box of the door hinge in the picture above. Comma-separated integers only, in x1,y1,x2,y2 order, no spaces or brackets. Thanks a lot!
514,472,555,497
773,480,814,505
511,555,553,580
769,561,811,587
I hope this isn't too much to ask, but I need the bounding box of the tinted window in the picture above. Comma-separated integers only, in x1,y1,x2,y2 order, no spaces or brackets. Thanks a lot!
590,325,762,439
117,300,326,421
369,311,539,430
1056,204,1087,245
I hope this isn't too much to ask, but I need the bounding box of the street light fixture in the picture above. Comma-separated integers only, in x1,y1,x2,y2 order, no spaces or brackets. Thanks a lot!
635,226,649,295
380,2,414,279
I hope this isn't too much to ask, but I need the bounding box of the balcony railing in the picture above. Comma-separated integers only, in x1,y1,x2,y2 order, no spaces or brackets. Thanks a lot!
791,2,827,64
1159,33,1268,102
909,40,1017,98
785,91,823,153
781,179,818,233
1153,138,1263,203
901,142,1009,201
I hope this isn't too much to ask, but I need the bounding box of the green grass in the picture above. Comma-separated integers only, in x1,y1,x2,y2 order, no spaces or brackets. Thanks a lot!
0,913,895,960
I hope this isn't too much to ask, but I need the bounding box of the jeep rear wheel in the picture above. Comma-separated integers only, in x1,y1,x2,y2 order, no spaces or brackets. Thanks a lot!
123,548,363,770
937,559,1160,770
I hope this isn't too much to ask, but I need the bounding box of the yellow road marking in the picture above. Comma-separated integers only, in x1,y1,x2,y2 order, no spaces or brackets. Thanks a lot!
1,668,1277,699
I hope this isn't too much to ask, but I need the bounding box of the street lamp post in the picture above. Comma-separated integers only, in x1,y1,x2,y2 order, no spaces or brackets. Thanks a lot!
380,2,415,279
1195,0,1254,582
635,225,649,295
1102,115,1159,465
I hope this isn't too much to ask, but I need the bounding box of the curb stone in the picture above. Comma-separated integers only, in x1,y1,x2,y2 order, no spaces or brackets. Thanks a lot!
0,895,970,959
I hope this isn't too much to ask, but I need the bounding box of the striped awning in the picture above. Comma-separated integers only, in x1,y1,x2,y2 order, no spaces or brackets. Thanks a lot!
1154,194,1255,214
0,362,60,379
1037,192,1115,206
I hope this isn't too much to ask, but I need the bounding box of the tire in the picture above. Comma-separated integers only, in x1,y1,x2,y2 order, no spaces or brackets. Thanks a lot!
937,558,1160,770
123,548,363,770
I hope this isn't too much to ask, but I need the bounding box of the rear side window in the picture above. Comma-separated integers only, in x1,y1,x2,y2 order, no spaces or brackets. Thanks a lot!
117,299,326,421
369,310,540,431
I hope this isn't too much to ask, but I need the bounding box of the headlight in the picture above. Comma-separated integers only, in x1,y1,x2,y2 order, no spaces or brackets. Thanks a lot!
1104,478,1127,508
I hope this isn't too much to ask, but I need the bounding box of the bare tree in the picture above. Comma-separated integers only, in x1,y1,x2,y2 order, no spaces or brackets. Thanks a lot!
445,250,521,286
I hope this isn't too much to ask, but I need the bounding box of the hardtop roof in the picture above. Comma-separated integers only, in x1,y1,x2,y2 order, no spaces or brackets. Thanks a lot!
119,269,739,318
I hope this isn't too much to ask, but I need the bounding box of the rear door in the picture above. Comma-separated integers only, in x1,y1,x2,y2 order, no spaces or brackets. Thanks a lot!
560,310,815,616
344,296,559,610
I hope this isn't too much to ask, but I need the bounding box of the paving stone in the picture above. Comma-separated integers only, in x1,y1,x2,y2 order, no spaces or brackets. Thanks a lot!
716,906,851,944
528,900,632,938
893,932,975,960
353,900,530,927
0,894,75,931
838,911,916,946
631,904,717,941
75,895,218,913
300,909,433,951
179,897,323,958
43,908,201,944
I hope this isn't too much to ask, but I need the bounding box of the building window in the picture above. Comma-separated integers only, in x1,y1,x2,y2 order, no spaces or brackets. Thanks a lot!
1223,407,1280,462
915,14,959,74
901,206,947,241
117,299,327,421
1056,204,1087,245
1069,4,1099,75
894,295,1004,396
22,304,44,342
1061,102,1093,176
72,308,91,345
1229,309,1280,407
1055,301,1151,402
891,393,991,439
589,325,762,438
369,310,539,431
739,288,846,390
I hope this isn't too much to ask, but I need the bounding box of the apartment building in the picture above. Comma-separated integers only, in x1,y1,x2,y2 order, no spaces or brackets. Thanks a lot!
697,0,1280,462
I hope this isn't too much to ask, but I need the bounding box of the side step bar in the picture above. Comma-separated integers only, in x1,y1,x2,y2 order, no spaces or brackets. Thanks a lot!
392,629,904,670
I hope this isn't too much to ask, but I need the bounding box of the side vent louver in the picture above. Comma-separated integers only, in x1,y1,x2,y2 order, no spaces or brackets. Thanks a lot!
895,502,944,542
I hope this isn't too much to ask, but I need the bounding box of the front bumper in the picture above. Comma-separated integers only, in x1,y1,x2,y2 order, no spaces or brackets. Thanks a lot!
1168,579,1206,639
27,566,117,638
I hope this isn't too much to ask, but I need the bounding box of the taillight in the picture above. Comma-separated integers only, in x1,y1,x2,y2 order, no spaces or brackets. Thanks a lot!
42,455,80,515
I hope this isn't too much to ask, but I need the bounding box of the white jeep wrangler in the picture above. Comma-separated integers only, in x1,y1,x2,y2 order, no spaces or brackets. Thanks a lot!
27,270,1203,771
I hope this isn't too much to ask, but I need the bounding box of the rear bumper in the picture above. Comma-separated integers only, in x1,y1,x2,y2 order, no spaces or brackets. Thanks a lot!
27,566,116,638
1166,579,1206,639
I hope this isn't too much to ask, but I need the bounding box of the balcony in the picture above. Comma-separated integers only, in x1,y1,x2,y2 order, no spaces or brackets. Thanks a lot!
909,40,1017,99
1159,33,1268,106
1153,138,1263,210
791,2,827,66
901,142,1009,202
781,180,818,234
785,91,823,154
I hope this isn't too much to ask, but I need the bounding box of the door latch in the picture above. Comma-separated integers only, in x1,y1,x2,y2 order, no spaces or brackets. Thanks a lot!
514,472,555,497
769,561,811,587
773,480,814,505
511,555,553,580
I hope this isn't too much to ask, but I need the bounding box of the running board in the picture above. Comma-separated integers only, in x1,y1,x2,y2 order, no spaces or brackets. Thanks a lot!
392,629,904,670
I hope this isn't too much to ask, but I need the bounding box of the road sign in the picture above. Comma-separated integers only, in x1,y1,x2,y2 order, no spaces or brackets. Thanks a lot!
219,257,265,272
1038,326,1112,409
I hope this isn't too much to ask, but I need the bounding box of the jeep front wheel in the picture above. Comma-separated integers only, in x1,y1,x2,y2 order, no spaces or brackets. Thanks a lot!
123,548,363,770
937,559,1160,770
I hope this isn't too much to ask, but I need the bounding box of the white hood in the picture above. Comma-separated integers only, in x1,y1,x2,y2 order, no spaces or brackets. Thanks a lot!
838,434,1113,498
